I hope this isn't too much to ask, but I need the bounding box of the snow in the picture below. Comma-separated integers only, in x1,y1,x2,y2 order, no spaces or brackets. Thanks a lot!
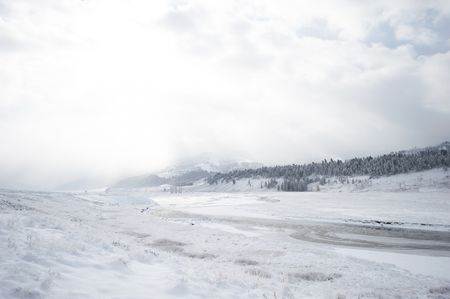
318,168,450,193
182,168,450,193
198,223,261,237
1,187,450,298
158,157,263,179
334,248,450,281
154,191,450,230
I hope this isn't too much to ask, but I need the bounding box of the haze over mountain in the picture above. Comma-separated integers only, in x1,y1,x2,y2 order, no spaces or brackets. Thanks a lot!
111,154,263,189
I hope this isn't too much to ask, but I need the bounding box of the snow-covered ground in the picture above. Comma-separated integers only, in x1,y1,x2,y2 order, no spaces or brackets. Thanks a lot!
318,168,450,193
181,168,450,193
1,187,450,298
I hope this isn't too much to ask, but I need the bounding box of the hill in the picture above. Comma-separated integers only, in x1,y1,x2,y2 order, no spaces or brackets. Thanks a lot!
207,142,450,192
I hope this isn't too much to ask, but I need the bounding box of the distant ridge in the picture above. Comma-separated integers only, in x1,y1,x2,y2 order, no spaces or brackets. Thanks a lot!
111,157,262,188
110,142,449,190
207,141,450,191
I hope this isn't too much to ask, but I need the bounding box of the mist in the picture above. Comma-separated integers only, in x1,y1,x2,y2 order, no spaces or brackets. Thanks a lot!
1,0,450,190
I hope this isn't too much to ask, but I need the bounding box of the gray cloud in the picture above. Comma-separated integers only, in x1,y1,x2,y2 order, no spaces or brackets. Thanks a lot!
365,22,398,49
365,8,450,55
296,19,339,40
162,10,197,33
0,33,23,52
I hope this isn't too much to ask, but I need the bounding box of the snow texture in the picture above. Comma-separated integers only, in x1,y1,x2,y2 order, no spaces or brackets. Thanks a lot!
1,182,450,298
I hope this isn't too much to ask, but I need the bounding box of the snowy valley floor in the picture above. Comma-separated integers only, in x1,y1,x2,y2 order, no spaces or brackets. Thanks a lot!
1,189,450,299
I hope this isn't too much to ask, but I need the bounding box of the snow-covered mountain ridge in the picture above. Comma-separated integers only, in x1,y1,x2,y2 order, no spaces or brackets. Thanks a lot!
207,141,450,191
112,158,263,189
185,168,450,193
111,142,449,192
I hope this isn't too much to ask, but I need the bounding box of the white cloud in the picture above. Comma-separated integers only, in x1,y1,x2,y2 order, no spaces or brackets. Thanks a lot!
0,0,449,189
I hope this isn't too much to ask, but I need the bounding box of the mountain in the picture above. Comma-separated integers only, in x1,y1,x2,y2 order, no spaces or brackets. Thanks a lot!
399,141,450,155
111,155,263,189
111,142,449,191
159,153,263,177
112,174,170,188
207,141,450,191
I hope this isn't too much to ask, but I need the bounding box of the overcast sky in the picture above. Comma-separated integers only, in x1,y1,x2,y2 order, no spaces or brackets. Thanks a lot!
1,0,450,189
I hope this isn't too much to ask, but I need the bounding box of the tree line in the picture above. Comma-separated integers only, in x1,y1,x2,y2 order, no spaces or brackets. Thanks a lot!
207,142,450,191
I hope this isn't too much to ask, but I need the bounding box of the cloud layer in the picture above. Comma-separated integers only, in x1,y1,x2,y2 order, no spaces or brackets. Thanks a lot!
0,0,449,189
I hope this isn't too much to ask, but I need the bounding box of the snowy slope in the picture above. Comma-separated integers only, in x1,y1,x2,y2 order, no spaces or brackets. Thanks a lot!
314,168,450,193
1,188,450,298
184,168,450,193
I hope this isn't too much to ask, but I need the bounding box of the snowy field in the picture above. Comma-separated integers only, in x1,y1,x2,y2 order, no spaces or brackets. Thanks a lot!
1,188,450,299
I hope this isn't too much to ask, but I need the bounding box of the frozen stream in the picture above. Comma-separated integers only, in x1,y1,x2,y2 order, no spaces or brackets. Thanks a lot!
290,222,450,280
154,191,450,281
163,209,450,280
